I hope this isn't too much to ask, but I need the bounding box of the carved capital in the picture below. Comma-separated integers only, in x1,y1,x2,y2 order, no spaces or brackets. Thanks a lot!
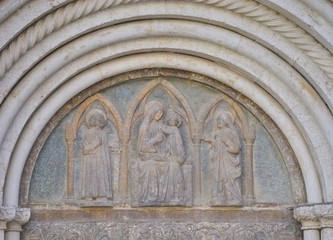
294,204,333,230
14,208,31,225
293,205,320,230
65,138,76,146
244,124,256,145
0,207,16,230
315,204,333,228
0,207,16,222
245,137,255,146
7,208,31,232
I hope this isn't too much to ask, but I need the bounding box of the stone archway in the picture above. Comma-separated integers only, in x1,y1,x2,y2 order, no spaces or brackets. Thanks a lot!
21,69,304,239
0,1,333,239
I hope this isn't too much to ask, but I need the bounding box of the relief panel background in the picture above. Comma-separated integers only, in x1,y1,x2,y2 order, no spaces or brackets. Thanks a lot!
28,116,70,203
253,121,293,204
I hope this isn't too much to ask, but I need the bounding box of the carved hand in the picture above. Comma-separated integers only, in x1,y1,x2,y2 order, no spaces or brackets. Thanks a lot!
201,135,214,145
224,139,240,154
168,155,185,165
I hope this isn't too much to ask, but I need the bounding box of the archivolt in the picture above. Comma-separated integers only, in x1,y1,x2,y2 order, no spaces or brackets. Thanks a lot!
3,51,321,205
0,1,332,109
2,21,330,205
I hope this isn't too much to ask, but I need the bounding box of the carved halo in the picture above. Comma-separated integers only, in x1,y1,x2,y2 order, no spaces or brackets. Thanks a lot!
143,100,166,118
85,108,108,128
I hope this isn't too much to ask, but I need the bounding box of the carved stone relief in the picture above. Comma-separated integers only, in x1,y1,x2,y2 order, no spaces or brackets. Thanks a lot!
0,207,16,223
62,78,253,207
137,101,188,206
24,71,303,207
294,203,333,230
65,95,121,206
202,111,242,206
22,221,301,240
127,81,195,206
0,207,16,230
22,69,304,239
80,108,113,200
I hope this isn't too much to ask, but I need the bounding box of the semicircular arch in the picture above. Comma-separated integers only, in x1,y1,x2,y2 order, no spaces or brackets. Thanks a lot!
2,53,322,208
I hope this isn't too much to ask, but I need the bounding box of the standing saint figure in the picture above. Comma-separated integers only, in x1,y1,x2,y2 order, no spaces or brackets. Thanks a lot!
80,108,112,200
160,110,186,205
204,111,242,205
137,100,167,204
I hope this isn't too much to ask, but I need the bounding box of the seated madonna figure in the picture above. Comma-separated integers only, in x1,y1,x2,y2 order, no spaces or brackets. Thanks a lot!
137,100,167,204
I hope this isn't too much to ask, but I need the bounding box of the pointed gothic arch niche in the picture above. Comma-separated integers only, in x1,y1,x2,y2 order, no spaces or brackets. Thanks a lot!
64,93,123,206
125,78,196,206
197,94,255,204
21,69,305,239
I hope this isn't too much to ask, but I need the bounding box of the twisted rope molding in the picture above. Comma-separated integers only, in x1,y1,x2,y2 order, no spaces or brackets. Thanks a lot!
0,0,144,78
1,0,333,84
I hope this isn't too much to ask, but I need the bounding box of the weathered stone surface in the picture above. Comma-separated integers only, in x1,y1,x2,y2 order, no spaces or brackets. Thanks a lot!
20,69,305,239
25,71,300,207
1,1,333,240
22,220,301,240
0,207,15,223
137,101,189,206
